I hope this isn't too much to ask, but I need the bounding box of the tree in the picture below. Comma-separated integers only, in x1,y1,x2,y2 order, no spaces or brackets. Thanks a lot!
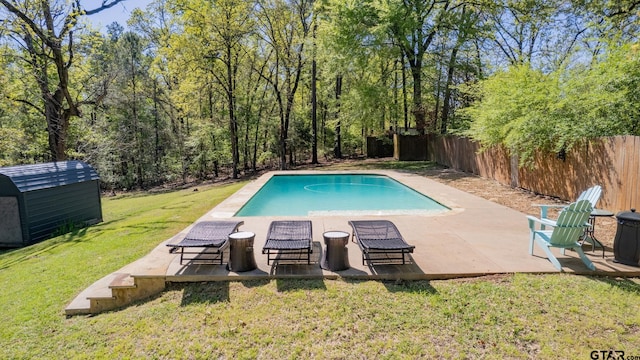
437,3,482,134
179,0,254,178
256,0,313,169
0,44,48,165
129,0,194,183
379,0,454,134
310,14,318,164
462,42,640,165
0,0,128,161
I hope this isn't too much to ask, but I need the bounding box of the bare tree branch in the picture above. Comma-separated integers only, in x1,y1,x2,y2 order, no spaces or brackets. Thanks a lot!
83,0,128,16
5,95,46,117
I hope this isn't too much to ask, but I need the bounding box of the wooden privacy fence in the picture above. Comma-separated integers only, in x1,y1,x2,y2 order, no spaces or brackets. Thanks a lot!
366,137,394,158
421,135,640,213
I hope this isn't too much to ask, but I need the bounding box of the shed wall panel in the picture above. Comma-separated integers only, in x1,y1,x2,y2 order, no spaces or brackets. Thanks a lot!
0,177,19,196
23,181,103,242
0,197,22,246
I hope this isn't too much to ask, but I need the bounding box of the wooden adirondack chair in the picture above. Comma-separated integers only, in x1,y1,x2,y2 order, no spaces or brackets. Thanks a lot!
527,199,595,271
534,185,602,221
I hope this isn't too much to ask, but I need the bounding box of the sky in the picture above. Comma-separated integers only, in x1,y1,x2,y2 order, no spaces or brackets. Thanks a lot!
83,0,154,30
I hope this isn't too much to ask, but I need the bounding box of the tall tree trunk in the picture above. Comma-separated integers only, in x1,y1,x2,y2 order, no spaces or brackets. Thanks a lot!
227,46,239,179
153,79,160,177
411,63,425,134
441,46,458,134
311,57,318,164
393,60,399,131
278,101,288,170
401,58,409,131
244,115,250,171
321,101,328,159
44,92,70,161
25,29,74,161
434,43,445,131
130,42,142,188
334,75,343,159
311,20,318,164
379,61,385,130
211,133,219,178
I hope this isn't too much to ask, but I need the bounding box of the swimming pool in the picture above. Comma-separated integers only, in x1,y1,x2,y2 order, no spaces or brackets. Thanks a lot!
234,174,450,216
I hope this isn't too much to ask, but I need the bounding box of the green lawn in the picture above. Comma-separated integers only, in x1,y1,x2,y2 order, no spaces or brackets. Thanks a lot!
0,171,639,359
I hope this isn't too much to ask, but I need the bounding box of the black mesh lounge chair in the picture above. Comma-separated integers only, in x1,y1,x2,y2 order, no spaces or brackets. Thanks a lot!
166,221,244,265
348,220,415,265
262,220,313,265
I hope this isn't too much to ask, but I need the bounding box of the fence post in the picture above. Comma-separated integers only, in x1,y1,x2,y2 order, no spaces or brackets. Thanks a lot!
510,154,519,188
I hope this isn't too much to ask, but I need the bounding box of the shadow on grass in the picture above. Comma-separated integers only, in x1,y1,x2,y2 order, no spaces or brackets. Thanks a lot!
176,282,231,305
340,277,438,295
276,278,327,292
0,219,187,271
0,226,92,270
239,279,271,288
381,279,438,295
339,277,439,296
592,275,640,294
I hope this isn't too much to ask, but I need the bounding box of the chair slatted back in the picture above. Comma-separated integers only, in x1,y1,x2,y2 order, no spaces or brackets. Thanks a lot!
549,200,593,246
577,185,602,208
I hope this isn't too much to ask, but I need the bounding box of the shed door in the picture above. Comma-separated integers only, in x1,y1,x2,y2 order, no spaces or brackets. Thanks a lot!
0,197,22,245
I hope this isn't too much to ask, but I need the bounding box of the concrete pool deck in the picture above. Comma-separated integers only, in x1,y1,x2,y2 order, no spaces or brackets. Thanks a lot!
65,170,640,315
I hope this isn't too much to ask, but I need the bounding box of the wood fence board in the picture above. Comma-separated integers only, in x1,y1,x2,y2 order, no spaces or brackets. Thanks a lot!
620,137,630,210
626,136,639,210
619,137,631,210
422,135,639,213
632,136,639,210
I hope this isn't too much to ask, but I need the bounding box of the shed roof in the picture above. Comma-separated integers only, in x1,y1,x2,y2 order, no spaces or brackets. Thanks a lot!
0,161,99,193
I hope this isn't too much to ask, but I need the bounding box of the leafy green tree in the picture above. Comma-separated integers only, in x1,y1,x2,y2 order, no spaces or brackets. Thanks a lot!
0,0,127,161
436,2,483,134
129,1,193,183
462,65,562,163
462,41,640,165
0,45,41,165
176,0,254,178
256,0,313,169
375,0,455,134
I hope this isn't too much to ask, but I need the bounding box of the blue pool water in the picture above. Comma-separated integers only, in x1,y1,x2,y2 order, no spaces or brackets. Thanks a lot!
234,174,449,216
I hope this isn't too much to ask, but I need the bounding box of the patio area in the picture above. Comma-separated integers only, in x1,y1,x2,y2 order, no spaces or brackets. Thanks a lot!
65,170,640,315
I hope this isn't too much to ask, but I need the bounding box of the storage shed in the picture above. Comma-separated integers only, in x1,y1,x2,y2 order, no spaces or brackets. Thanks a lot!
0,161,103,247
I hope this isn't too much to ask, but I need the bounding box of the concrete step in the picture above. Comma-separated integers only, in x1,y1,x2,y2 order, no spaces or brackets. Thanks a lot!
109,273,136,289
65,273,119,316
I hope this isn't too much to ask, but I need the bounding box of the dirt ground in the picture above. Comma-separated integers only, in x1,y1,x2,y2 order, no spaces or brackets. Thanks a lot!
421,167,619,249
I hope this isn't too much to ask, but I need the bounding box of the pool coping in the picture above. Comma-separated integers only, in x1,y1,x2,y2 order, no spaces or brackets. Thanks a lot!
65,170,640,315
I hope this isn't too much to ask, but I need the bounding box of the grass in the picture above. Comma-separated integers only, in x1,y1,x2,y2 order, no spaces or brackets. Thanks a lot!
0,182,245,359
0,164,639,359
